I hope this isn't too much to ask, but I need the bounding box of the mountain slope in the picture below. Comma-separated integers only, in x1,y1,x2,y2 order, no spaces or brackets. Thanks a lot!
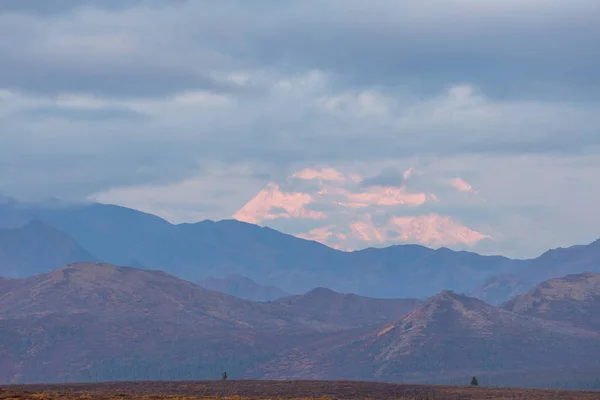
0,262,348,333
502,272,600,332
273,287,422,329
520,241,600,282
0,277,15,292
256,291,600,384
199,275,291,302
2,264,600,387
463,239,600,304
362,291,600,380
0,263,421,332
0,221,96,278
0,263,280,383
0,262,275,383
0,262,424,383
466,274,533,305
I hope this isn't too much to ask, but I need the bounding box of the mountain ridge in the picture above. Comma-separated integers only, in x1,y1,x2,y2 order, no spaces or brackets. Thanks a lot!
255,288,600,383
199,274,291,302
2,262,600,388
0,220,97,278
1,199,599,301
0,262,424,383
502,272,600,332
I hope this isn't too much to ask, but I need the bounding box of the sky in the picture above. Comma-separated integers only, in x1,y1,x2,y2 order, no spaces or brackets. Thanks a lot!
1,0,600,258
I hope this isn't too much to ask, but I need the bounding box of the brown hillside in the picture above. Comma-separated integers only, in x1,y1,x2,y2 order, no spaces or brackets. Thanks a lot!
273,287,422,329
502,272,600,332
255,290,600,383
0,262,421,383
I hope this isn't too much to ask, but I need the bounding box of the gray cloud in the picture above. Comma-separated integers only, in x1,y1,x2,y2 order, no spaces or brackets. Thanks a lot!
0,61,234,98
2,1,599,100
15,105,148,121
361,167,407,187
0,0,157,15
2,76,600,200
250,1,600,101
1,0,600,257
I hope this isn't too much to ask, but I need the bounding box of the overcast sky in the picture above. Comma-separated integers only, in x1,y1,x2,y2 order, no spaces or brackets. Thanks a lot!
1,0,599,257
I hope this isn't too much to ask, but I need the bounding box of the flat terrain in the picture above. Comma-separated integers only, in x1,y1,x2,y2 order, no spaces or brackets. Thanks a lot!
1,380,600,400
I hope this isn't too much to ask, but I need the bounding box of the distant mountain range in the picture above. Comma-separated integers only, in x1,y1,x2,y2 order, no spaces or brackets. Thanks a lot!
1,263,600,388
0,197,599,301
0,220,96,278
199,275,291,302
272,287,422,329
466,274,533,306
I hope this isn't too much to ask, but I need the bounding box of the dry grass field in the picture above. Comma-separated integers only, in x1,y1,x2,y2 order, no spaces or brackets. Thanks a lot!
1,380,600,400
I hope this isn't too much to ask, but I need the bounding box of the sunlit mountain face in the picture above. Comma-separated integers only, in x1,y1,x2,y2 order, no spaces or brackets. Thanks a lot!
233,167,491,251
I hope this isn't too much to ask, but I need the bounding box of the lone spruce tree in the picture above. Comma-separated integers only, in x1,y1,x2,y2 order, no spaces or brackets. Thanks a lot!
471,376,479,386
222,371,228,381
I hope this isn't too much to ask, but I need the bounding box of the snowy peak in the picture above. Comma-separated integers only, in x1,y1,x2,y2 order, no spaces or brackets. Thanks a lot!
233,166,491,251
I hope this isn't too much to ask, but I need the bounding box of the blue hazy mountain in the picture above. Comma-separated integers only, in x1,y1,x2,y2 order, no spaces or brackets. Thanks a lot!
0,220,97,278
1,198,599,300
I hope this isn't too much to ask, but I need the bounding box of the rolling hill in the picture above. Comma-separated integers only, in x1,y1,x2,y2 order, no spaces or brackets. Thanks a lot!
2,262,600,387
255,290,600,386
199,275,291,302
0,262,422,383
361,291,600,382
502,272,600,332
273,287,422,329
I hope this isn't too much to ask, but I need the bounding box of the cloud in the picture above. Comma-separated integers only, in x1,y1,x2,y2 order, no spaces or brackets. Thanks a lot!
86,155,600,257
450,177,479,194
346,186,428,207
89,163,269,222
227,166,491,250
360,167,419,188
0,5,237,98
317,91,390,117
1,0,599,109
0,0,148,15
15,105,147,121
5,76,599,204
1,0,600,258
249,0,600,101
291,167,348,182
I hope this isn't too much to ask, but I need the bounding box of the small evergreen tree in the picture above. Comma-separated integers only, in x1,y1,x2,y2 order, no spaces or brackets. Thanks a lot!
222,371,228,381
471,376,479,386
